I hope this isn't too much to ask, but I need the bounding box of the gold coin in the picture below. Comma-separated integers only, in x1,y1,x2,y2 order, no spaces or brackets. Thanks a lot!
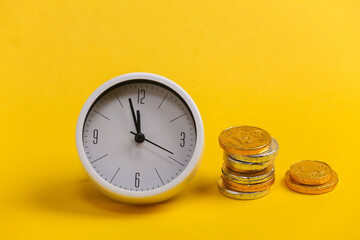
219,126,271,156
224,153,274,172
228,138,279,163
222,175,275,192
218,178,270,200
285,170,338,195
221,163,274,184
289,160,332,185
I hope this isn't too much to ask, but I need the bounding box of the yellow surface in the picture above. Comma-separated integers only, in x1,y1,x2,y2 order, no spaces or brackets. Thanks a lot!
1,0,360,239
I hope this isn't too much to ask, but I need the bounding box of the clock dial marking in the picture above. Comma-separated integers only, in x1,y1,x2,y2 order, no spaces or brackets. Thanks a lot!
114,92,123,108
157,93,168,109
155,168,165,185
91,154,108,164
110,167,121,183
170,113,187,122
168,156,185,167
94,110,110,120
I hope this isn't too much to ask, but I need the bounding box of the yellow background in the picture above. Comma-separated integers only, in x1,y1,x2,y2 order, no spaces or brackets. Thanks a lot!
1,0,360,239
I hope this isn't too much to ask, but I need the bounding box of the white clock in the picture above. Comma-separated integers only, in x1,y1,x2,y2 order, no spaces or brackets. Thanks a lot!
76,73,204,204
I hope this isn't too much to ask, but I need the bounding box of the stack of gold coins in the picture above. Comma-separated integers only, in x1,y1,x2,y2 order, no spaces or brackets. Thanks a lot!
285,160,338,194
218,126,279,200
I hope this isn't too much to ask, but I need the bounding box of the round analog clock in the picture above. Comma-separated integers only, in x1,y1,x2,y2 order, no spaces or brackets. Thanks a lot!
76,73,204,204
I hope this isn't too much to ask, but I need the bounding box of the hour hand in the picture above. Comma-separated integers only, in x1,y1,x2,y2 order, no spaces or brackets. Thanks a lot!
137,110,141,133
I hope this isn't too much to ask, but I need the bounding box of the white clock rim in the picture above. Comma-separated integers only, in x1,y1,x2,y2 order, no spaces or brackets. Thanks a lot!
75,72,204,199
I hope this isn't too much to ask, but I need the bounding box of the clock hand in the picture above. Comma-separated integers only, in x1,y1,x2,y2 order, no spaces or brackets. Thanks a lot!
137,110,141,133
130,131,174,155
128,98,140,134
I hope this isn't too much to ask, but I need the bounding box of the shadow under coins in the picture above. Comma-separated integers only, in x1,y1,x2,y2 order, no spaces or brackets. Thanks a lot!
191,175,220,197
172,174,220,201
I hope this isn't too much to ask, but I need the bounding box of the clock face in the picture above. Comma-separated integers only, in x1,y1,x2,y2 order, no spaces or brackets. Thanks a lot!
82,80,197,192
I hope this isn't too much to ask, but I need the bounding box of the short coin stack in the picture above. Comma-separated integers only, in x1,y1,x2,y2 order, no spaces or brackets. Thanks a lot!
218,126,279,200
285,160,338,194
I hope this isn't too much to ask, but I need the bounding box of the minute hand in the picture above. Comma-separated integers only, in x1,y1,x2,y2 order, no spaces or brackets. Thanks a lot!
128,98,140,133
130,131,174,155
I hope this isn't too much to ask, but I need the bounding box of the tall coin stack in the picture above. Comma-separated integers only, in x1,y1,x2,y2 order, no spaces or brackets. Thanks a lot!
218,126,279,200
